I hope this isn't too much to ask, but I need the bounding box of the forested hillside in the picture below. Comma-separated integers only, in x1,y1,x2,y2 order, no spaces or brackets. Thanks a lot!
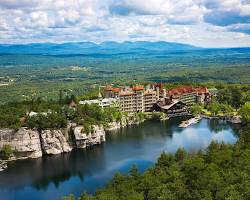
0,46,250,104
63,125,250,200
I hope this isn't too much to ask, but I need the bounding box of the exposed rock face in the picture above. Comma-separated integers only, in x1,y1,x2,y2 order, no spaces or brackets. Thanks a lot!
0,128,42,159
0,113,148,164
41,130,72,155
74,125,106,148
228,116,242,124
0,160,7,171
0,124,106,163
106,115,146,131
106,121,122,131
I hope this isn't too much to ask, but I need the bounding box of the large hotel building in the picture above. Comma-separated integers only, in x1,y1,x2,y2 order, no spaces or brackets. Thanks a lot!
104,84,165,112
79,83,212,116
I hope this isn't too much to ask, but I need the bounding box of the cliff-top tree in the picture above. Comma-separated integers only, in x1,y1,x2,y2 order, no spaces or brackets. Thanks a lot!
240,102,250,125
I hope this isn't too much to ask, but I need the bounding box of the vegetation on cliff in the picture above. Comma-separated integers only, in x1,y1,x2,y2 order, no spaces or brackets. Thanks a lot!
0,97,123,132
0,145,13,160
76,104,122,129
26,112,68,131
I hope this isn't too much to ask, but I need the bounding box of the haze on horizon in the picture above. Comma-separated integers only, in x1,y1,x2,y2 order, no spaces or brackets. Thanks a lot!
0,0,250,48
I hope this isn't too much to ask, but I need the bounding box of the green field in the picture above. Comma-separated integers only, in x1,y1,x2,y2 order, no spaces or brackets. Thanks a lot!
0,47,250,104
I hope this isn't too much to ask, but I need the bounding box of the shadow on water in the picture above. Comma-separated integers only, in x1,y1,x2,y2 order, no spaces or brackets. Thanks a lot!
107,117,189,141
0,145,106,190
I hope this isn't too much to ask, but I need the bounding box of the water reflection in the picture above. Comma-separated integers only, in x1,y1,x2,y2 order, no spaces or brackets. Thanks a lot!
0,119,238,200
165,120,237,152
0,146,106,189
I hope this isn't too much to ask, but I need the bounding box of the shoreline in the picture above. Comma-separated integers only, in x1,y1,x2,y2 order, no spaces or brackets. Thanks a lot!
0,114,153,171
0,116,240,200
0,113,241,172
200,114,242,124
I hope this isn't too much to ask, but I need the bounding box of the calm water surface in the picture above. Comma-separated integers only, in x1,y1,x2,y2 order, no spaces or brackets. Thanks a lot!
0,118,239,200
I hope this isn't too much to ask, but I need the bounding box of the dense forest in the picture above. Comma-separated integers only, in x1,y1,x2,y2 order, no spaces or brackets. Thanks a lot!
0,99,123,132
63,126,250,200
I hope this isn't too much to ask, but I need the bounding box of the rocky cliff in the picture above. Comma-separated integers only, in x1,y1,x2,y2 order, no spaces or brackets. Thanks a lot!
73,125,106,148
106,115,146,131
106,121,123,130
0,128,42,159
41,129,72,155
0,160,7,171
0,114,147,171
0,124,107,171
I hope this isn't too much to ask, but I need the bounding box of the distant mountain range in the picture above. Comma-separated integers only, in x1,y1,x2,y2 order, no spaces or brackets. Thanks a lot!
0,41,200,55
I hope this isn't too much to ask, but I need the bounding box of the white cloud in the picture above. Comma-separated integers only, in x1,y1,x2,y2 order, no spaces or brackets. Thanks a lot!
0,0,249,47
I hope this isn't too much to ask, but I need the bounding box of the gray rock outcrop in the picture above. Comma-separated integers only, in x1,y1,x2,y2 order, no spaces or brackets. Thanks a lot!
0,123,107,165
41,129,72,155
0,160,7,171
106,114,147,131
228,115,242,124
106,121,122,130
74,125,106,148
0,128,42,159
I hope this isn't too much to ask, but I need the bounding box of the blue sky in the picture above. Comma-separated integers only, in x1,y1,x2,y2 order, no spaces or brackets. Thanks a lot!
0,0,250,47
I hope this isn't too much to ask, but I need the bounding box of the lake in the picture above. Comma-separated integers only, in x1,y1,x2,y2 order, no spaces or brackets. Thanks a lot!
0,118,239,200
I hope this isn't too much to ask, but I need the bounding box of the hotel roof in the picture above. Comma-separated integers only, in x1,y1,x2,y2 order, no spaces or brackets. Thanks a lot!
167,86,209,96
159,99,181,110
132,85,144,91
104,85,121,93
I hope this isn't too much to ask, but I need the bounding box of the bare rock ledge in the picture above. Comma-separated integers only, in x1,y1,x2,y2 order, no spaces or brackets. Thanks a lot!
0,128,42,159
41,129,72,155
74,125,106,149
